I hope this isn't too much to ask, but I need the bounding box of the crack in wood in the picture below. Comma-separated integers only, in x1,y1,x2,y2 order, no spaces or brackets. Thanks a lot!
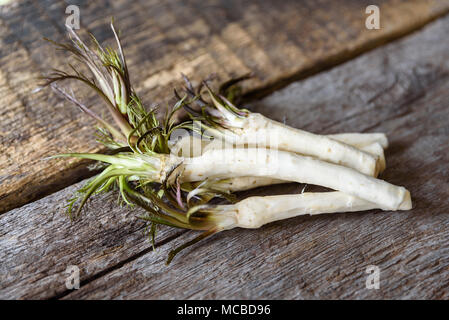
49,230,187,300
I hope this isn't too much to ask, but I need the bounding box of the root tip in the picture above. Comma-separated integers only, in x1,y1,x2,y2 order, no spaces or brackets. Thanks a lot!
398,190,412,210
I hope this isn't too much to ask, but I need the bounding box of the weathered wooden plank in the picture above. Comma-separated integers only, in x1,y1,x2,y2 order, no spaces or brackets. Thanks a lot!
1,0,449,213
59,15,449,299
0,179,183,299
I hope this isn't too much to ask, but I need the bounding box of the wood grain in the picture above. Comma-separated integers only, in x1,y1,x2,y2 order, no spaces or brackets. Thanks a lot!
0,178,184,299
1,0,449,213
1,13,448,299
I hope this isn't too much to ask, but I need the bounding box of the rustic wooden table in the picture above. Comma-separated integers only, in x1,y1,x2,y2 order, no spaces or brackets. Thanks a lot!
1,0,448,299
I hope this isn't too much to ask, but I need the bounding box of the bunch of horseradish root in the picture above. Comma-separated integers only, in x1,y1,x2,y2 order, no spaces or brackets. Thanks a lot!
42,23,412,264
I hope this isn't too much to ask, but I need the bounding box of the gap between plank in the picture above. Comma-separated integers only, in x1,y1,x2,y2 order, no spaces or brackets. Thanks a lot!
49,230,188,300
242,10,449,102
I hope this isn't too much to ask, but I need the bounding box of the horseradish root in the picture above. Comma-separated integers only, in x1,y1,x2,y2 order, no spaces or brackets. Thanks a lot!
45,22,412,264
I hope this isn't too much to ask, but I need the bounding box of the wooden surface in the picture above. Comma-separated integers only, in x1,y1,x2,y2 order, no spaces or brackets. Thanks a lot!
1,0,449,213
1,5,448,299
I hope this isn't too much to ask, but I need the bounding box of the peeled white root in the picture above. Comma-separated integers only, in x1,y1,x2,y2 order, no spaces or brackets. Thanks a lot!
361,142,386,173
173,133,387,174
174,135,387,192
180,148,411,211
208,176,286,192
221,113,379,176
215,141,387,192
327,133,388,149
216,192,386,229
173,132,388,156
